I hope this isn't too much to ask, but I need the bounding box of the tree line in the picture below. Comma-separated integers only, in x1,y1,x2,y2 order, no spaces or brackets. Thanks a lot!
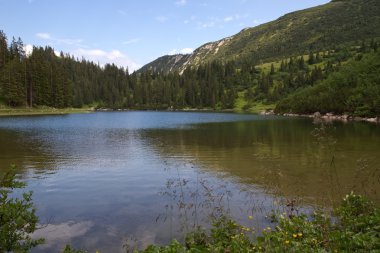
0,31,236,110
1,30,379,116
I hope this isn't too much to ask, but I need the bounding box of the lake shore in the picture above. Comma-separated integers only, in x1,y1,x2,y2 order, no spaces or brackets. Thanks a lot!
0,107,94,117
2,106,379,124
260,110,380,124
95,107,236,113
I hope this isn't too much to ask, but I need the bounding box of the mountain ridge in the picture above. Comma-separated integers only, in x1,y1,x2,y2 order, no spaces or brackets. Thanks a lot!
139,0,380,73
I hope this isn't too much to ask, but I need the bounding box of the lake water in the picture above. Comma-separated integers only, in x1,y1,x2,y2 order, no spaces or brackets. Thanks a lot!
0,111,379,252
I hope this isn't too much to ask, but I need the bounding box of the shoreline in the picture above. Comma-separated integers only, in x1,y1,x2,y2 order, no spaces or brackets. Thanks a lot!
260,110,380,124
0,107,94,117
1,107,379,124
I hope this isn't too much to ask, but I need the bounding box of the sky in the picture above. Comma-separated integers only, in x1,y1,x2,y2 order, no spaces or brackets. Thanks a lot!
0,0,330,71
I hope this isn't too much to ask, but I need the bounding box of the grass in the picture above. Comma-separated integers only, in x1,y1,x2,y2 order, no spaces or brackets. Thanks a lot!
234,92,275,114
0,105,94,117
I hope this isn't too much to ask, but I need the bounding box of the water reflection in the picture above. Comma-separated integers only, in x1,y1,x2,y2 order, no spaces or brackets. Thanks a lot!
142,119,380,204
0,112,379,252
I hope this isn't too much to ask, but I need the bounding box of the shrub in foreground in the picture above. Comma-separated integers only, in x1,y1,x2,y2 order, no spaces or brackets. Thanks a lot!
0,166,44,252
133,193,379,253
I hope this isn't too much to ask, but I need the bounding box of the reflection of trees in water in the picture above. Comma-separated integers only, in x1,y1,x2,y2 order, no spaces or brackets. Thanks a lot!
143,119,380,205
0,129,57,177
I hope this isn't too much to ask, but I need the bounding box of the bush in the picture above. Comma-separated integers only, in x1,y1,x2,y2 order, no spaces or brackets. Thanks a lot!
132,193,379,253
0,166,44,252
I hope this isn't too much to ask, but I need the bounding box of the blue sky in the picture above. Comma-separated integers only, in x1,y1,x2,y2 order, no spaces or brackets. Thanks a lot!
0,0,330,71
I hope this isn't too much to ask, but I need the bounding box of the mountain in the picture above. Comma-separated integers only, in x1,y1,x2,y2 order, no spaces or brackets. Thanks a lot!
140,0,380,73
139,54,191,73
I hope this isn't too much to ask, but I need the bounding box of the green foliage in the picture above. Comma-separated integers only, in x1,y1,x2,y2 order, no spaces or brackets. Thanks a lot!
131,193,379,253
142,0,380,74
0,166,44,252
276,50,380,117
1,0,380,114
62,245,87,253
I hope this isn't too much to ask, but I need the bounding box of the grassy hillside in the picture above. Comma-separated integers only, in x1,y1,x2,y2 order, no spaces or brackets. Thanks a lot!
205,0,380,63
140,0,380,73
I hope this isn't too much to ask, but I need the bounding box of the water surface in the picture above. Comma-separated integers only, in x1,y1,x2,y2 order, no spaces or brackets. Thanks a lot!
0,111,379,252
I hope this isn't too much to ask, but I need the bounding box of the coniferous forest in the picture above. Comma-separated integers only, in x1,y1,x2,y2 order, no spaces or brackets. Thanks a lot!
0,30,237,110
1,30,379,116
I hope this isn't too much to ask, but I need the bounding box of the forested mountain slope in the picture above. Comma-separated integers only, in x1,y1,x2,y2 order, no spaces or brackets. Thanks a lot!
275,50,380,117
141,0,380,73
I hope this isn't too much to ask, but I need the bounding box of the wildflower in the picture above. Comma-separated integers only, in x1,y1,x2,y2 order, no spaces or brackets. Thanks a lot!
267,227,271,230
248,215,253,220
285,240,290,244
298,232,303,237
292,233,297,238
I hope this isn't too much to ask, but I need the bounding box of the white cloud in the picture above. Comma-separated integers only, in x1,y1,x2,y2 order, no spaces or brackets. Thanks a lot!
36,33,51,39
168,47,193,55
35,32,83,46
168,49,178,55
23,44,33,56
34,32,140,71
224,14,246,23
73,48,142,72
198,21,216,29
180,48,193,54
58,38,83,45
155,16,168,23
224,16,234,22
175,0,187,6
123,38,140,45
32,221,93,250
184,15,197,25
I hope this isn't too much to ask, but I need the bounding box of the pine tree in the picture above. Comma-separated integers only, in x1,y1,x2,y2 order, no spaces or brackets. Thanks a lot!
308,52,315,65
270,63,275,75
0,30,9,69
316,52,321,63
